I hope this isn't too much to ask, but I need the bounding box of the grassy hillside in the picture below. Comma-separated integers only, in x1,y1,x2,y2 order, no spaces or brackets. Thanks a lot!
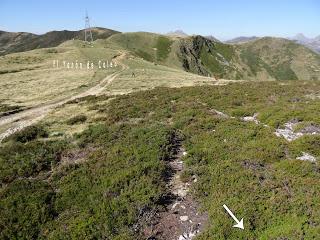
180,36,320,80
237,37,320,81
107,32,182,69
107,32,237,77
108,32,320,81
1,80,320,239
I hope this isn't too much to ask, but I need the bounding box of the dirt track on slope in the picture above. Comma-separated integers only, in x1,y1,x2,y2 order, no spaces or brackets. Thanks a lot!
0,53,127,142
143,135,208,240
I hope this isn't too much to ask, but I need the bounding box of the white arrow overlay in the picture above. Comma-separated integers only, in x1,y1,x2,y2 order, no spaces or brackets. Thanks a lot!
223,204,244,230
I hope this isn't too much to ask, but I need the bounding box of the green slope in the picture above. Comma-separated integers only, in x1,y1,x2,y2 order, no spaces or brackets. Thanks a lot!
238,37,320,80
107,32,182,68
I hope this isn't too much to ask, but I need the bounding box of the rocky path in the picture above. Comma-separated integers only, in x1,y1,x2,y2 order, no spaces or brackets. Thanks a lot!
144,137,208,240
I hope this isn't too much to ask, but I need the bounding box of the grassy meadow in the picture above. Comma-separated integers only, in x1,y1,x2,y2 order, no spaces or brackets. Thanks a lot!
0,40,120,113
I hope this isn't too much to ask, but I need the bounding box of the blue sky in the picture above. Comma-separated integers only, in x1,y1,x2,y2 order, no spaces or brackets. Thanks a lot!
1,0,319,40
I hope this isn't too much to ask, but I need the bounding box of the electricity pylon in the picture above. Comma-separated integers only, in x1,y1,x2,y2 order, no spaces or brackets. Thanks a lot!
84,11,93,43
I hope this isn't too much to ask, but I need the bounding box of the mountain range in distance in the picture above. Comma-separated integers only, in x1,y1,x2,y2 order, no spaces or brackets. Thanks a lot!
165,30,320,53
225,34,320,53
225,36,259,44
1,27,320,81
226,34,320,53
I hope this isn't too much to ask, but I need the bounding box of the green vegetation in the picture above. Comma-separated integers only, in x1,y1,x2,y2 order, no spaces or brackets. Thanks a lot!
214,42,234,62
108,32,159,63
240,47,261,74
1,80,320,239
0,122,173,239
136,49,153,62
5,125,48,143
1,180,56,239
155,36,172,61
289,135,320,158
0,103,22,115
66,114,87,125
273,62,298,80
200,48,225,77
240,47,299,80
0,139,65,184
45,48,59,54
238,37,320,80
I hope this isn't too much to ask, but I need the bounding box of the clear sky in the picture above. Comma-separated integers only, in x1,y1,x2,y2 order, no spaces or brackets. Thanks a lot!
0,0,319,40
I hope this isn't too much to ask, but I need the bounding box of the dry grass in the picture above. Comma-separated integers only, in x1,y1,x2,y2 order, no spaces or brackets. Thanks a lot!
0,41,120,108
43,102,100,138
104,56,216,95
0,68,95,107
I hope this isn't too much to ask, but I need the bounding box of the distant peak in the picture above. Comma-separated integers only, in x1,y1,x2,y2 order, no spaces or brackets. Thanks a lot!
291,33,311,42
225,36,258,44
166,30,188,37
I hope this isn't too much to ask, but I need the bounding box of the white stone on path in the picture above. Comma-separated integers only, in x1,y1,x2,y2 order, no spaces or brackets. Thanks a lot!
180,216,189,221
297,152,317,163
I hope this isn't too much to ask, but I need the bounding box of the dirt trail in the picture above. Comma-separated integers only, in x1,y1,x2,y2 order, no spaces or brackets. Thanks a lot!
0,53,127,142
144,136,208,240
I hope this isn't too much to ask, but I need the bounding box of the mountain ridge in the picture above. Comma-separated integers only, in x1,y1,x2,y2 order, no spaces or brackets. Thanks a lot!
225,36,259,44
0,27,120,55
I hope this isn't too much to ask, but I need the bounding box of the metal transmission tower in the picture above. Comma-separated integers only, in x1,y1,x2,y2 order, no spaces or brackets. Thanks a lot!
84,11,93,43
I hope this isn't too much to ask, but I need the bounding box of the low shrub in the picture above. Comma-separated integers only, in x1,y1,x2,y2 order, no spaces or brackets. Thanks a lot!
7,125,48,143
66,115,87,125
